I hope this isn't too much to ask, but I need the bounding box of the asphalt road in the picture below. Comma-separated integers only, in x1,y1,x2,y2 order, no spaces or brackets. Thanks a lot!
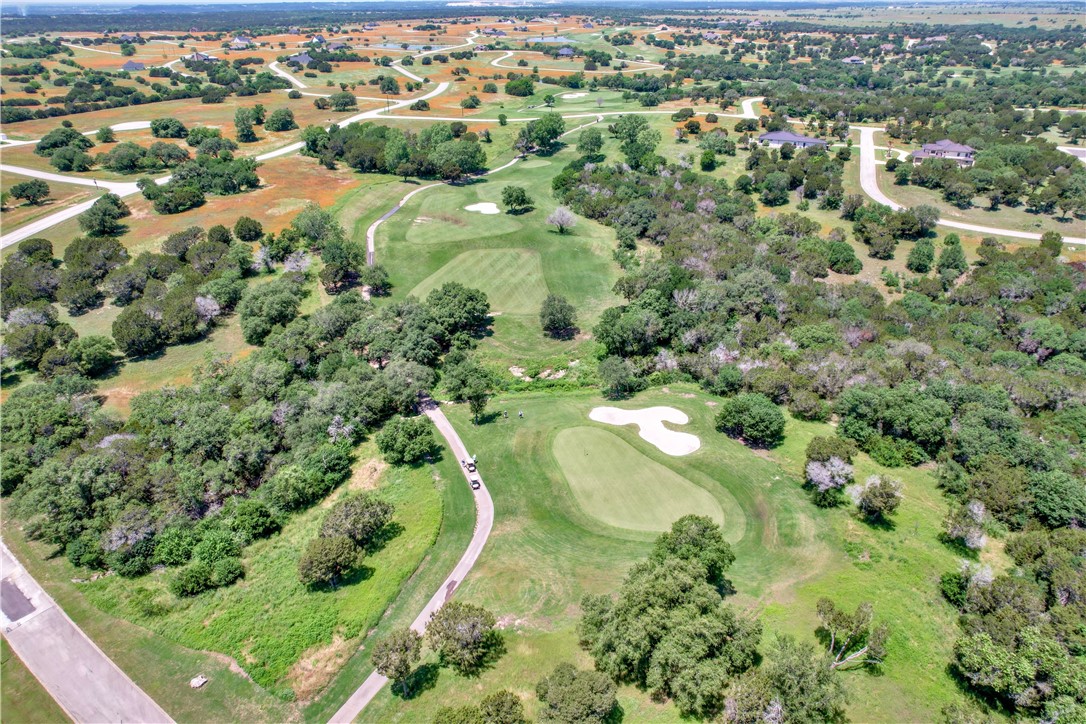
328,402,494,724
857,126,1086,246
1,543,174,724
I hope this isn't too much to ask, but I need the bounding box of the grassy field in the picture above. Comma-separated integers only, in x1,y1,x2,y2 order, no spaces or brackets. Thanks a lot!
0,638,71,723
0,174,100,233
358,385,996,722
554,426,728,533
374,128,621,372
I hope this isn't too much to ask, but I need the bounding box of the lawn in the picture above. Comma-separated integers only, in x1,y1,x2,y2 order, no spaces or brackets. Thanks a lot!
67,440,447,701
358,385,993,722
0,174,100,233
553,425,728,533
1,637,71,723
374,131,622,371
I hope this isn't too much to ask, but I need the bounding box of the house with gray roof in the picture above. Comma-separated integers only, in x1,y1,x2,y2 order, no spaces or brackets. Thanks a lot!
758,130,828,149
912,139,976,167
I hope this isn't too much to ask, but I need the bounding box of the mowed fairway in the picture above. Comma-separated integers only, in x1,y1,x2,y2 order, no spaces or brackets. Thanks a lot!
554,426,727,533
410,248,549,315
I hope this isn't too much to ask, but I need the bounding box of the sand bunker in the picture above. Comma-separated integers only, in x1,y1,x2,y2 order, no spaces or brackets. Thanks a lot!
589,406,701,456
561,92,588,99
465,202,500,215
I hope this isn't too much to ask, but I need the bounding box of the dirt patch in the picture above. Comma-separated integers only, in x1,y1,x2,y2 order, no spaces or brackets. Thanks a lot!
705,401,718,407
435,213,466,227
509,366,530,380
348,458,387,492
204,650,255,682
286,635,354,703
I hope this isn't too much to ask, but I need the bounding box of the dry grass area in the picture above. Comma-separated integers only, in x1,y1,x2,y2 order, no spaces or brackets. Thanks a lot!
1,174,99,231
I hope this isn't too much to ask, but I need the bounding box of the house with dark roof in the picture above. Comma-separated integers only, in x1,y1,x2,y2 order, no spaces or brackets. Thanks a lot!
327,41,349,51
758,130,828,149
912,139,976,167
288,51,314,66
230,35,254,49
120,60,145,71
842,56,866,65
185,51,217,62
557,47,575,58
119,33,138,43
312,34,327,44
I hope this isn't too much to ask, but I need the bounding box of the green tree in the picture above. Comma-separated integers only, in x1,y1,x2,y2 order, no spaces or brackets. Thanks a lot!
375,416,436,465
96,126,116,143
1039,231,1063,257
816,597,889,669
577,127,603,155
480,690,525,724
539,294,577,338
535,663,617,724
265,108,298,132
11,179,50,205
501,186,533,213
112,305,166,356
937,233,968,278
855,475,902,522
233,216,264,242
426,601,499,674
372,628,422,697
234,108,257,143
78,193,130,236
320,494,394,547
66,335,115,376
906,238,935,273
297,535,358,587
597,355,638,398
715,393,786,448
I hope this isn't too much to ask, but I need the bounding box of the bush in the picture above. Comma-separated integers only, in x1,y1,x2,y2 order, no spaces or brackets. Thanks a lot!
169,560,213,597
211,557,244,586
192,529,240,564
375,416,436,465
298,535,358,587
536,663,617,724
715,393,785,447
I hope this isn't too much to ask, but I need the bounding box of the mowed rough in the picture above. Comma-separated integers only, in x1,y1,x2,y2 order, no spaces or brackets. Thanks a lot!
553,426,726,532
409,248,549,315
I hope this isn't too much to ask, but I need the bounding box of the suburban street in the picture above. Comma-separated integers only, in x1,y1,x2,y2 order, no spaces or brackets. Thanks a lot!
329,402,495,724
1,543,174,724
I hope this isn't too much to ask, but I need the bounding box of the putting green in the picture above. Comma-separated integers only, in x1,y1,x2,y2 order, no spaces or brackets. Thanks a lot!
553,426,727,533
409,248,549,315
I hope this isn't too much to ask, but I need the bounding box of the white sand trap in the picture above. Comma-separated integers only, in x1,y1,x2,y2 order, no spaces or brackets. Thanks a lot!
589,406,701,456
561,92,588,99
465,202,500,215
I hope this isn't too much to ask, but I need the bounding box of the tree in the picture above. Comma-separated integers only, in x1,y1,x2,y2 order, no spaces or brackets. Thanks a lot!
937,233,968,278
464,376,490,425
96,126,116,143
237,280,302,345
150,118,187,138
1039,231,1063,257
853,475,902,521
78,193,130,236
425,282,490,339
501,186,533,213
11,179,50,205
427,601,499,674
724,635,847,723
265,108,298,132
480,690,525,724
547,207,577,233
578,127,603,155
320,494,394,547
505,77,534,96
297,535,358,587
597,355,638,398
375,416,436,465
234,108,257,143
234,216,264,242
650,514,735,587
372,628,421,697
67,335,115,376
540,294,576,338
816,598,889,670
329,92,357,112
536,663,617,724
112,305,166,357
715,393,785,448
906,238,934,273
526,112,566,152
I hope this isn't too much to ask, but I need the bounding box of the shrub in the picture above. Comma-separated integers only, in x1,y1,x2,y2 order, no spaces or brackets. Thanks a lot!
375,416,436,465
715,393,785,447
298,535,358,587
169,560,213,597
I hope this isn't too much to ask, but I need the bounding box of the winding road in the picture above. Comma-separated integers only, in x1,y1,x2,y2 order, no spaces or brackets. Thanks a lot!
857,127,1086,246
329,401,494,724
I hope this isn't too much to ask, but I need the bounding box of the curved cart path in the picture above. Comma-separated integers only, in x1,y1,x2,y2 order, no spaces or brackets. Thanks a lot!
858,126,1085,246
329,401,494,723
1,543,173,723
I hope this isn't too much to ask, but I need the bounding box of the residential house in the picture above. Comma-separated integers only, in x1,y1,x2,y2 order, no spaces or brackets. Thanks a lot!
327,42,349,51
842,56,866,65
912,139,976,167
230,35,254,50
186,51,217,62
557,47,575,58
120,60,145,71
311,34,326,44
288,51,314,66
758,130,828,149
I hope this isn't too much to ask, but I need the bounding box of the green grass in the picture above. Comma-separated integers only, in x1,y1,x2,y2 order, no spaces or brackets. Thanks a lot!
358,385,992,722
375,136,621,371
553,426,727,533
1,637,71,724
77,442,444,699
410,248,549,315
